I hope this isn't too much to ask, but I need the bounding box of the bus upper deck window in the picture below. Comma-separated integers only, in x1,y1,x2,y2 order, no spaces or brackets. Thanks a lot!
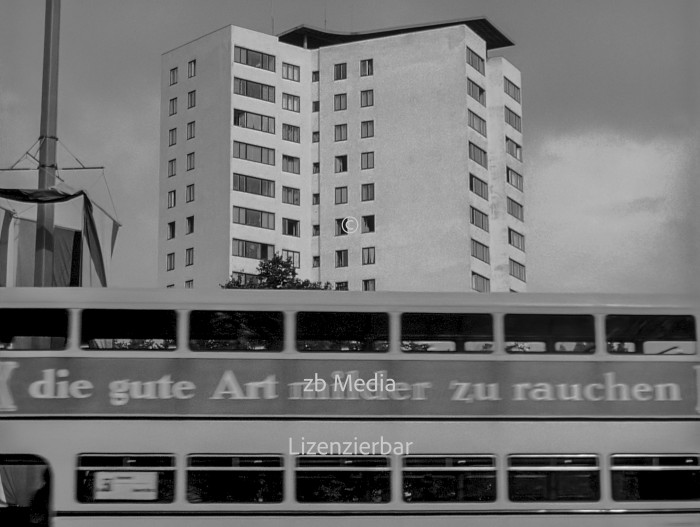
505,314,595,354
80,310,177,350
189,311,283,351
296,456,390,503
296,312,388,352
403,456,496,502
401,313,493,353
606,315,696,355
508,455,600,502
611,455,700,500
0,309,68,350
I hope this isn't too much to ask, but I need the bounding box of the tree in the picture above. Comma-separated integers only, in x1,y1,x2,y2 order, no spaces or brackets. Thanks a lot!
221,253,333,290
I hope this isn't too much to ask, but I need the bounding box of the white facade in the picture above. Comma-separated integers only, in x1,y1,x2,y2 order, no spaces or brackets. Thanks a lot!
158,19,526,292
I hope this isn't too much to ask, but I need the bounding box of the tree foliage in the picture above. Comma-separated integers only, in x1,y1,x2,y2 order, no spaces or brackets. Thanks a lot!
221,253,333,290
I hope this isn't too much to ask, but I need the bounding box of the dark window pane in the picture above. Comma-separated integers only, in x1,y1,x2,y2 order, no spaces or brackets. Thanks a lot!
509,472,599,502
606,315,696,354
297,312,388,351
81,310,177,350
296,471,390,503
189,311,283,351
505,314,595,353
401,313,493,353
0,309,68,350
612,470,700,501
403,472,495,502
187,456,283,503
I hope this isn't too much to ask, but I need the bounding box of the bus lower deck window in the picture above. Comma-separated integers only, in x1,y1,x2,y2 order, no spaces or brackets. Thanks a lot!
187,455,283,503
296,312,389,352
80,309,177,350
606,315,696,355
401,313,493,353
76,454,175,503
505,315,595,353
508,455,600,501
403,456,496,502
0,309,68,350
296,456,390,502
189,311,284,351
611,455,700,500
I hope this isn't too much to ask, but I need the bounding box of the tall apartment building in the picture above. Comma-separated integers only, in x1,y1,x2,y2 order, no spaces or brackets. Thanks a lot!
158,19,526,292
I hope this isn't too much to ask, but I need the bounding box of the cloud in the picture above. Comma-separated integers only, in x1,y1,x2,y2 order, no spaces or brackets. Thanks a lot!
526,132,696,293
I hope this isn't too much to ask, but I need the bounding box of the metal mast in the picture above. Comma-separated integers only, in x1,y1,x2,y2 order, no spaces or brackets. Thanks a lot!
34,0,61,286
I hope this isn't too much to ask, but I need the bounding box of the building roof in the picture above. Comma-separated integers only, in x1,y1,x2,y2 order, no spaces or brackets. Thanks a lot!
277,17,514,50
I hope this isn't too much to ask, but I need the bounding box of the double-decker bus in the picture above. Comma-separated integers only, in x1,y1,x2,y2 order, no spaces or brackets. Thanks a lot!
0,288,699,526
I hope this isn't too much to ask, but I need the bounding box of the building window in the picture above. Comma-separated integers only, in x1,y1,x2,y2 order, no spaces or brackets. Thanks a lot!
167,190,176,208
232,238,274,260
360,89,374,107
468,110,487,137
362,215,375,233
335,218,348,236
282,62,300,82
232,206,275,230
507,167,523,191
166,252,175,271
186,216,194,235
186,184,195,202
312,193,320,205
335,155,348,173
167,159,176,177
169,97,177,116
234,46,275,72
334,63,347,80
335,250,348,267
335,124,347,142
472,272,490,292
312,162,320,174
282,186,300,205
335,281,348,291
361,152,374,170
234,77,275,103
234,109,275,134
469,174,488,200
312,70,319,82
167,221,175,240
361,120,374,138
504,77,521,103
509,259,526,282
335,186,348,204
506,138,523,161
362,279,376,291
186,152,195,171
282,218,300,237
505,107,522,132
233,173,275,198
282,155,300,174
166,284,175,289
282,123,300,143
187,121,195,139
467,79,485,106
187,90,196,108
312,224,320,236
470,206,489,232
185,247,194,266
507,197,524,221
312,131,319,143
233,141,275,165
168,128,177,146
169,67,178,85
362,246,375,265
360,59,373,76
185,279,193,288
188,59,196,78
312,255,320,267
312,100,319,112
334,93,347,111
281,249,301,268
509,228,525,251
467,47,485,75
468,142,488,169
361,183,374,201
471,239,490,263
282,93,300,112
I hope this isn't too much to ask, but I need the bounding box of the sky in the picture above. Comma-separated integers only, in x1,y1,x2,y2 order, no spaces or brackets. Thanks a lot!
0,0,698,293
